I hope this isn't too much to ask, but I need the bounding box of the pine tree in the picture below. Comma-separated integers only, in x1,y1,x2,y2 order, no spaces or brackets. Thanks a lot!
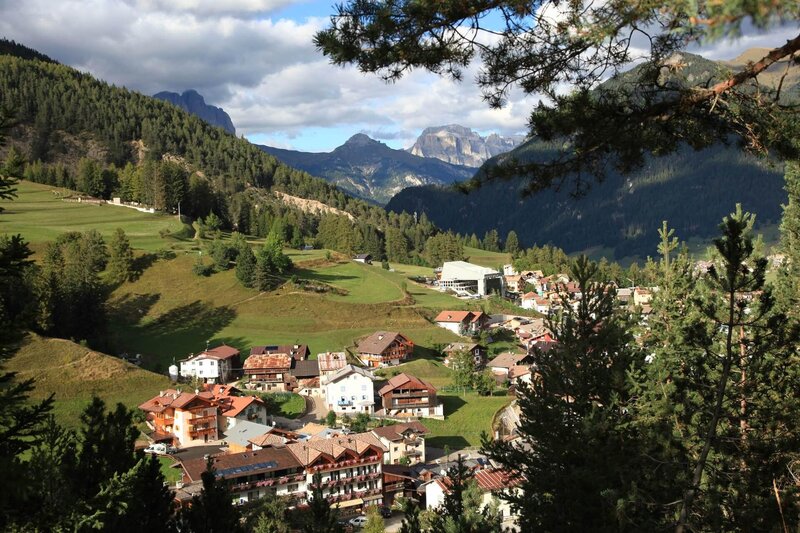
504,230,520,255
178,458,243,533
236,245,257,288
301,472,342,533
482,256,645,530
108,228,134,283
776,161,800,319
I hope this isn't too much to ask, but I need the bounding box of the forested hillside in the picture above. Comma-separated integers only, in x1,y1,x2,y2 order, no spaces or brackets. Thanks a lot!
387,51,793,259
0,47,445,262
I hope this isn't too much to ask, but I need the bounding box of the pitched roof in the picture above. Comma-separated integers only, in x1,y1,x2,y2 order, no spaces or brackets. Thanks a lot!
509,365,532,379
180,447,302,482
326,364,376,384
197,344,240,360
249,432,293,448
286,432,387,466
371,421,429,442
378,373,436,396
243,353,292,370
356,331,412,355
250,344,310,360
220,395,262,418
204,384,241,397
473,468,520,491
443,342,481,353
138,389,214,413
434,310,474,323
487,352,526,370
291,359,320,378
318,352,347,372
223,420,276,448
296,422,328,436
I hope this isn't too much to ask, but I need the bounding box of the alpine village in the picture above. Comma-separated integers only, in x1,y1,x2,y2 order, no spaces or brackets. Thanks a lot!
2,2,800,532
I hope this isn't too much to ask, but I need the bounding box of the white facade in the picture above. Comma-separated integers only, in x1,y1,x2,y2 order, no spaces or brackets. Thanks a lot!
324,366,376,415
436,321,462,335
439,261,504,297
179,355,231,383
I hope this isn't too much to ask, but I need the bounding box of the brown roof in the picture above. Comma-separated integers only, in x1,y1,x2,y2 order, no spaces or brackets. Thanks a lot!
378,373,436,396
250,344,310,360
318,352,347,372
181,447,301,482
198,344,240,360
249,432,294,448
474,468,520,491
356,331,412,355
138,389,214,413
220,395,262,418
291,359,320,378
371,421,429,442
243,353,292,370
509,365,531,379
286,432,387,466
443,342,482,354
487,352,526,370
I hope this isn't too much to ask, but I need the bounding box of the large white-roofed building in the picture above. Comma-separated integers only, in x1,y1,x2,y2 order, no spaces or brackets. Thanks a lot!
438,261,504,297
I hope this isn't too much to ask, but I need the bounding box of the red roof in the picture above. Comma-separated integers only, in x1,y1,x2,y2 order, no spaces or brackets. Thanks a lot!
434,310,473,323
474,468,520,491
138,389,215,413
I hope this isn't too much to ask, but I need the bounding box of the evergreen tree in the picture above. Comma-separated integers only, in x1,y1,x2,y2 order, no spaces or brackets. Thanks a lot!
449,349,475,395
482,256,645,530
777,161,800,319
245,493,291,533
108,227,135,283
179,458,243,533
385,226,410,263
504,230,519,255
236,244,257,288
482,229,500,252
301,472,342,533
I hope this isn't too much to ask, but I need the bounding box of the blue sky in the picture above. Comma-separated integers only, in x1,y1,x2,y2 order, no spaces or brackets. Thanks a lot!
0,1,795,153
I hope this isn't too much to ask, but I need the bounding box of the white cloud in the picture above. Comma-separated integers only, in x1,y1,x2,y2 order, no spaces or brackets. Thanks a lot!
0,1,794,151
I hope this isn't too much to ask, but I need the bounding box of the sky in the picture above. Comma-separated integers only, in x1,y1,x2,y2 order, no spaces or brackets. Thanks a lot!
0,1,796,153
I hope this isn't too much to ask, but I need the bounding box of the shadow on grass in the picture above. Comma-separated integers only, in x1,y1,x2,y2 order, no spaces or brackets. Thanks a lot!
428,436,471,449
439,395,467,416
109,292,161,324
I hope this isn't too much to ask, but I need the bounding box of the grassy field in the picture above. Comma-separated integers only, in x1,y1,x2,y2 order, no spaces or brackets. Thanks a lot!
5,333,170,428
0,181,192,252
159,456,183,483
243,391,307,419
423,392,512,448
462,246,511,269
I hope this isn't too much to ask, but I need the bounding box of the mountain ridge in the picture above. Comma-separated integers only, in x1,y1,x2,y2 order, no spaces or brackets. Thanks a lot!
407,124,525,167
259,133,475,204
153,89,236,135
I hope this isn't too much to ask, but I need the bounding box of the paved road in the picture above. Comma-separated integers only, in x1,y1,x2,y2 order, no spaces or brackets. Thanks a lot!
299,394,327,424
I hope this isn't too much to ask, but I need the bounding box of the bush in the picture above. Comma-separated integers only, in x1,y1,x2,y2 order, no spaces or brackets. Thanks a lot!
381,260,390,270
192,259,213,277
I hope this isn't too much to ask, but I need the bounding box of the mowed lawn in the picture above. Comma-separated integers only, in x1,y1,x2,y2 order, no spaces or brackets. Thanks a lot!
0,181,190,252
6,333,170,428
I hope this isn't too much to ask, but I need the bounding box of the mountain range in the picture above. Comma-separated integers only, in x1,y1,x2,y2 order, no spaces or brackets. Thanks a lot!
407,124,525,167
259,133,475,204
153,89,236,135
387,49,798,260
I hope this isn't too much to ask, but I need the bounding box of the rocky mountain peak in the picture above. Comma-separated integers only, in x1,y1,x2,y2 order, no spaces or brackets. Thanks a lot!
153,89,236,135
407,124,524,167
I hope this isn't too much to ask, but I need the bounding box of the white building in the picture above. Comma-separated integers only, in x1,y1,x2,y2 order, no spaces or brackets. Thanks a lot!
439,261,504,297
323,365,377,415
424,469,520,525
179,345,240,384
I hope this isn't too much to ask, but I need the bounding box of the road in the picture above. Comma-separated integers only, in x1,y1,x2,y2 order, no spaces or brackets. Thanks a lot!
299,394,327,423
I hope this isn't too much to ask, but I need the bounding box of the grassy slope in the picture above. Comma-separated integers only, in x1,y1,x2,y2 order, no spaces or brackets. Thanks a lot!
6,333,170,428
0,181,190,252
2,180,511,447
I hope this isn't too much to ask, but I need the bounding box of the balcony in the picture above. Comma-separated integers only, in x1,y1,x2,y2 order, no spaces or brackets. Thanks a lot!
188,414,216,425
190,427,216,438
403,437,422,446
337,399,352,406
309,456,381,473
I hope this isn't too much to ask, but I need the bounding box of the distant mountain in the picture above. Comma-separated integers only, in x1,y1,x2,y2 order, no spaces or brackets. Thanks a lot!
387,50,797,260
259,133,475,204
153,89,236,134
407,124,525,167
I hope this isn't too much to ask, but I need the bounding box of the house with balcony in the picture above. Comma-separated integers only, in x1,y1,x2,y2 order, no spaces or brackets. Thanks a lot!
243,353,293,391
443,342,488,369
378,373,443,419
371,421,429,465
180,447,307,505
179,344,240,384
286,432,387,514
138,389,219,446
356,331,414,368
323,365,377,415
424,468,521,525
433,311,489,336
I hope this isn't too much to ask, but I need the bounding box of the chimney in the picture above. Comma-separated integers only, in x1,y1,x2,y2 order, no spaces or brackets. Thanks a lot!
159,390,164,397
195,389,199,395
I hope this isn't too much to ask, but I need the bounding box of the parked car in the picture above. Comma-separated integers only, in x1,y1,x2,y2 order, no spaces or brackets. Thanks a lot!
379,506,392,518
143,443,177,455
348,515,368,528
